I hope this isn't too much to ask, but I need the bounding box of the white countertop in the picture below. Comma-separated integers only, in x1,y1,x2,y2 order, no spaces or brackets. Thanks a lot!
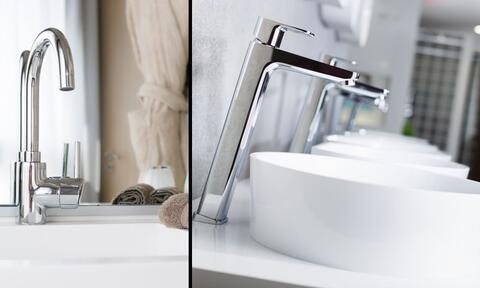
0,209,188,288
2,258,187,288
193,179,480,288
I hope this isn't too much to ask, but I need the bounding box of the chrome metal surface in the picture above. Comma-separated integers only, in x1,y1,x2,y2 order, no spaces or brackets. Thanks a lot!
303,81,389,153
296,57,356,153
73,141,81,178
303,82,336,153
62,143,69,178
12,28,83,224
20,28,74,160
345,101,361,132
194,17,359,225
342,82,389,132
290,56,356,153
0,204,160,219
254,17,315,48
11,50,31,205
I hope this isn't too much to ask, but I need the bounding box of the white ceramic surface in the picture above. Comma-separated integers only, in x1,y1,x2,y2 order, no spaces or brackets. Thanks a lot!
194,180,480,287
0,222,188,288
250,152,480,278
351,129,429,144
0,222,187,260
325,134,443,154
311,142,469,178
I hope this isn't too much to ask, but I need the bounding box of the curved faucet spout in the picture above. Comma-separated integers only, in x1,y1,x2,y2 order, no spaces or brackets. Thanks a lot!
21,28,75,160
14,28,82,224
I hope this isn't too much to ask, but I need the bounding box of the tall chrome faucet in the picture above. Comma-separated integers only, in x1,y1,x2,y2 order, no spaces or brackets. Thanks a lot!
303,80,389,153
341,82,389,132
193,17,360,225
12,28,84,225
289,56,356,153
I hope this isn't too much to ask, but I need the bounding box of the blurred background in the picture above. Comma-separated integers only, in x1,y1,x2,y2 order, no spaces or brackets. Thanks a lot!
192,0,480,198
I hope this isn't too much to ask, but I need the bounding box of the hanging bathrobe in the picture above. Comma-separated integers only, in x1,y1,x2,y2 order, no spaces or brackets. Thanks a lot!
126,0,188,190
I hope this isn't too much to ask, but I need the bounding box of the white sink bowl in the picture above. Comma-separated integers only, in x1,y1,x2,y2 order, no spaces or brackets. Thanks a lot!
312,142,469,178
0,222,187,260
250,152,480,278
325,134,442,154
350,129,429,144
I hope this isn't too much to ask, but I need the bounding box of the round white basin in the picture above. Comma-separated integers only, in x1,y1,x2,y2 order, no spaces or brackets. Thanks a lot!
351,129,429,144
325,134,440,153
250,152,480,278
311,142,469,178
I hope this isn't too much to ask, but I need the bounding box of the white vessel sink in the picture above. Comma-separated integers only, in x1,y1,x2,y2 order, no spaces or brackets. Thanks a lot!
325,134,442,154
348,129,429,144
312,142,469,178
250,152,480,278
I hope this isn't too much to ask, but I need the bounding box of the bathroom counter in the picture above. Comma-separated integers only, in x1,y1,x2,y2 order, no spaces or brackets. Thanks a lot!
1,257,187,288
0,209,188,288
193,180,480,288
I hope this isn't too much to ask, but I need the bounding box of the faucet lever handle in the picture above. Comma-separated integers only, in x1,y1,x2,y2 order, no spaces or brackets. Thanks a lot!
73,141,81,178
255,17,314,48
329,56,357,67
276,24,314,37
62,143,69,178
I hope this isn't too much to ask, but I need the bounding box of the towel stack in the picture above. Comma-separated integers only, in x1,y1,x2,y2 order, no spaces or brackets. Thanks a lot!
158,193,189,229
112,184,180,205
112,183,189,229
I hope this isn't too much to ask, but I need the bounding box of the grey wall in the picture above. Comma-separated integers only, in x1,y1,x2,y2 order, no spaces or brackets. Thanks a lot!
346,0,422,133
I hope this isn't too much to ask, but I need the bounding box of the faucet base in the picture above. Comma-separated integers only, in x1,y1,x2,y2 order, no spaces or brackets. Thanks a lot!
13,161,48,224
20,204,46,225
193,213,228,225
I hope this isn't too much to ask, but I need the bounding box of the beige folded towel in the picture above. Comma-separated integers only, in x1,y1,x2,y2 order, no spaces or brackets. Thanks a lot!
112,184,180,205
180,204,189,229
112,183,153,205
158,193,189,229
148,187,181,205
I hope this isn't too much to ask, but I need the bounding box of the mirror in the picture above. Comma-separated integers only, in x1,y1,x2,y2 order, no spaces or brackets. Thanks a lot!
0,0,188,206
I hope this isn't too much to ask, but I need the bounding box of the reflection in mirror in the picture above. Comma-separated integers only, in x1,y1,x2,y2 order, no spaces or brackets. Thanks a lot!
0,0,188,214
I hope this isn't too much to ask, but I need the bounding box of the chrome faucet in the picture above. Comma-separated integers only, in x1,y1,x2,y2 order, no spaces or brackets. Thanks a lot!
12,28,84,225
303,80,389,153
341,82,389,132
290,56,356,153
193,17,359,225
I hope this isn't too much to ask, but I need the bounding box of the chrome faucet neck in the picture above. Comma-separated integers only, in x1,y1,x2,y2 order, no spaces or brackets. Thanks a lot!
339,83,389,132
194,17,359,225
303,69,389,152
13,28,82,225
20,28,75,161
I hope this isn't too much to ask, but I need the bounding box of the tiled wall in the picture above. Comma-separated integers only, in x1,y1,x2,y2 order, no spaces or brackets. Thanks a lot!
411,32,462,150
459,53,480,168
